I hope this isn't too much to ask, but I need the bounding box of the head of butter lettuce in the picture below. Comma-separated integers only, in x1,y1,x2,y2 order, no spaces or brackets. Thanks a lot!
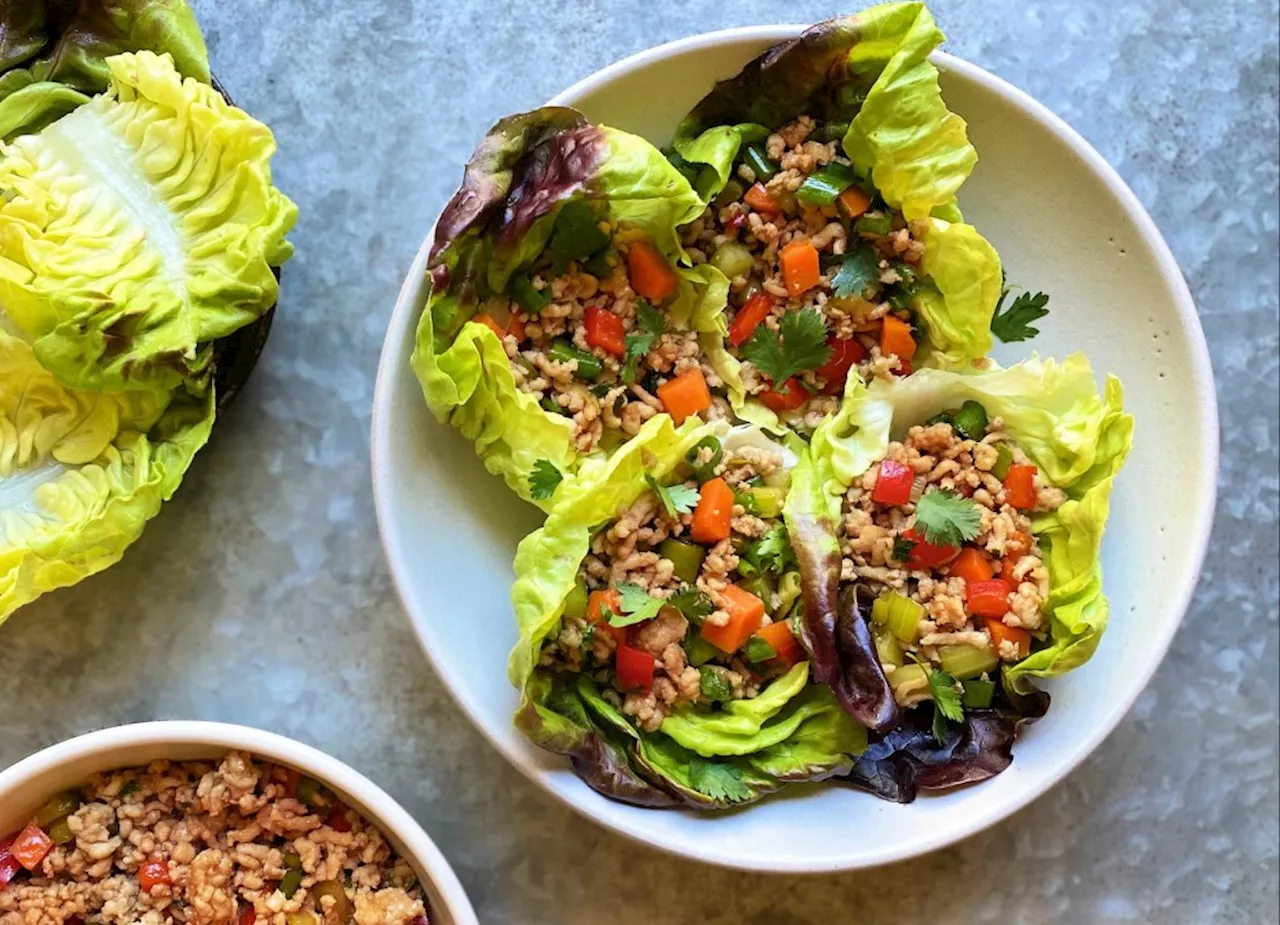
0,49,296,394
672,1,1002,373
0,328,213,625
508,415,868,809
411,107,733,511
802,354,1134,688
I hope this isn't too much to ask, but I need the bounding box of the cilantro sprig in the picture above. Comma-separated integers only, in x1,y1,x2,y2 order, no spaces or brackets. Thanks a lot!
913,489,982,547
645,475,700,519
604,582,666,628
689,757,754,803
830,246,880,300
741,307,832,384
991,288,1050,343
622,300,665,383
737,524,796,577
914,655,964,743
668,588,713,625
528,459,563,501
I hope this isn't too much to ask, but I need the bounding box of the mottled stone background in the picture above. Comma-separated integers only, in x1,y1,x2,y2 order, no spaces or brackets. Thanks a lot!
2,1,1277,922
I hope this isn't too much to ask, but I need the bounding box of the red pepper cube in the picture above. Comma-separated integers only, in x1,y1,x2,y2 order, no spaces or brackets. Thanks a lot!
583,306,626,357
138,859,172,893
1004,464,1038,510
756,377,809,413
966,578,1013,619
871,460,915,506
902,528,959,570
9,824,53,872
815,336,867,395
615,644,656,691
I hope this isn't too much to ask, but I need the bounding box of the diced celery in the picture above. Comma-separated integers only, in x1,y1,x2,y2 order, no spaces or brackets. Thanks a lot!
888,663,930,703
739,574,776,612
962,678,996,708
992,443,1014,479
684,633,720,667
776,571,802,618
873,624,904,668
659,539,706,584
562,581,589,620
854,213,893,236
938,644,999,680
745,486,785,518
713,179,746,210
873,592,924,642
762,467,792,490
711,241,755,279
34,791,80,826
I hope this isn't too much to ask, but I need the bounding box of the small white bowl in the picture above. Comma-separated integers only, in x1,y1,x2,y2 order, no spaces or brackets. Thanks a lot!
0,722,478,925
372,27,1218,871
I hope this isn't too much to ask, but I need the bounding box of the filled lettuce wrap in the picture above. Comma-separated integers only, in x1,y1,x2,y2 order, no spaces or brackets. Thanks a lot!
0,329,213,624
413,107,748,510
509,415,868,808
668,2,1002,432
788,354,1132,800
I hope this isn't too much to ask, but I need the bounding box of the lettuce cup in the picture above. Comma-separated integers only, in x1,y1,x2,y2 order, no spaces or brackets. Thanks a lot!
508,416,867,808
788,354,1133,800
670,3,1002,430
413,108,745,510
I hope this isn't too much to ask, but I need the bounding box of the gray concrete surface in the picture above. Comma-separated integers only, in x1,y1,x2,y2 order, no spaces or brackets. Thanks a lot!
2,1,1277,922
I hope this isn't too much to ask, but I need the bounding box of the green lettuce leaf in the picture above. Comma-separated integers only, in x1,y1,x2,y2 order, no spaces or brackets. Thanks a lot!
914,218,1003,370
808,355,1134,679
0,329,213,623
0,50,296,393
0,1,209,139
412,107,720,509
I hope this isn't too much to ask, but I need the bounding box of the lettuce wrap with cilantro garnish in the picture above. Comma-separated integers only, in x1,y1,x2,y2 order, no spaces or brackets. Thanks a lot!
509,414,868,809
671,2,1002,375
412,107,740,511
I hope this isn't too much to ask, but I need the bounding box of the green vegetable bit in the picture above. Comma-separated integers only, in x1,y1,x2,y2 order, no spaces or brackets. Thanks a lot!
47,818,74,846
658,538,706,584
951,400,989,440
685,436,723,482
547,340,603,380
854,213,893,237
699,665,736,702
710,241,755,279
713,179,746,210
294,777,324,809
795,162,857,207
528,458,564,501
742,144,778,182
992,444,1015,480
684,632,720,667
562,581,589,620
871,591,925,643
961,678,996,709
738,573,776,612
743,486,785,518
938,644,999,680
510,274,549,314
34,791,80,826
548,199,610,272
744,635,777,664
280,867,303,899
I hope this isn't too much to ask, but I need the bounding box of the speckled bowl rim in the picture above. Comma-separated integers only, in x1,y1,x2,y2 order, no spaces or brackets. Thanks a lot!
0,721,478,925
372,25,1219,872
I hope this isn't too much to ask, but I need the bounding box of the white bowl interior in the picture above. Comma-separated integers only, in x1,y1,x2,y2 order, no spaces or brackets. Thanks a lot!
372,29,1216,871
0,723,477,925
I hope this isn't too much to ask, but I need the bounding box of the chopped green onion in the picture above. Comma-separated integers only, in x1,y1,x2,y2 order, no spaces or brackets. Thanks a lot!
951,401,990,441
684,632,720,667
710,241,755,279
962,678,997,708
658,539,706,584
548,340,603,380
795,163,858,207
539,396,564,415
562,581,589,620
854,213,893,237
685,436,723,482
938,644,999,680
280,867,303,899
699,665,736,701
992,444,1015,479
48,818,74,845
745,636,777,664
34,792,80,826
743,144,778,182
925,410,955,428
812,120,850,143
870,591,925,643
510,275,549,314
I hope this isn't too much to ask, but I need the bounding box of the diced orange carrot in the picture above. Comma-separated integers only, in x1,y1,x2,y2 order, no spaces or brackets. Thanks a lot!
587,589,627,645
700,585,765,653
985,620,1031,660
755,620,805,666
950,548,994,584
656,368,712,424
744,182,779,214
627,241,679,302
779,239,820,296
838,185,872,218
474,313,506,340
1004,465,1038,510
690,477,734,544
880,315,917,361
506,312,526,342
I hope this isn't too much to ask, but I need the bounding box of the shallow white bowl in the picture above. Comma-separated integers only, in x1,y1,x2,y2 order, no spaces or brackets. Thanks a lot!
0,722,478,924
372,26,1218,871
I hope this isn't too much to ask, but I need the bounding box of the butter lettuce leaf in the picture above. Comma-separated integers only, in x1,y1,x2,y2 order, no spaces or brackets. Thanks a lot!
0,50,297,393
0,329,213,623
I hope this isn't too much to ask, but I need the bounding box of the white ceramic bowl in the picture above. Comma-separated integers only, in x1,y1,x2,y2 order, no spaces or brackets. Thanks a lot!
372,26,1218,871
0,722,478,924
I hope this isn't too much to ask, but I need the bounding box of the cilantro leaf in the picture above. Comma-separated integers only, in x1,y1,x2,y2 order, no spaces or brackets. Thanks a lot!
830,246,880,299
622,300,665,383
890,535,917,562
910,655,964,744
688,758,754,804
668,589,713,625
913,489,982,547
990,289,1050,343
753,524,796,573
741,307,832,385
607,582,666,627
744,636,777,663
528,459,563,501
548,199,610,274
646,475,699,518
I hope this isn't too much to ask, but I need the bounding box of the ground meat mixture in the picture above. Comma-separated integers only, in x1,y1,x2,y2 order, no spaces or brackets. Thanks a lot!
539,436,804,732
681,114,931,422
483,226,729,454
0,753,428,925
839,414,1066,698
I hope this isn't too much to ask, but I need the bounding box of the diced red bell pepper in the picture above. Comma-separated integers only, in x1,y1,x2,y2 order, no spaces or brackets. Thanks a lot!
1004,464,1038,510
1,833,22,886
814,336,867,394
902,527,959,570
726,212,747,232
615,644,656,691
967,578,1013,619
238,907,257,925
9,824,52,872
729,292,773,347
327,807,351,833
138,859,171,893
757,377,809,413
583,306,626,357
871,460,914,506
283,768,301,798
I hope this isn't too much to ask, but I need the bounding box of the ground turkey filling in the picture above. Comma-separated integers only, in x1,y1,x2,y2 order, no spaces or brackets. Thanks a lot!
538,442,804,732
0,753,427,925
840,417,1067,703
487,230,729,454
682,114,930,429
